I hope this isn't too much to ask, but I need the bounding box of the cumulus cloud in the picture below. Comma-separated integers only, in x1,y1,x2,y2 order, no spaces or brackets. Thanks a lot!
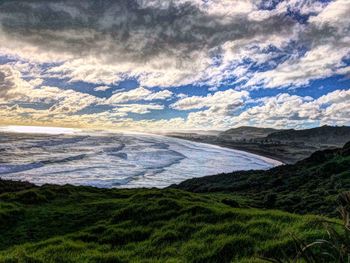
170,89,250,129
105,87,151,104
0,65,26,101
224,90,350,129
0,0,349,131
144,90,173,101
94,86,112,92
0,0,300,87
246,44,350,88
246,0,350,88
0,64,174,129
0,0,290,60
171,89,248,112
115,104,164,115
1,0,348,89
0,65,102,113
167,88,350,130
105,87,173,104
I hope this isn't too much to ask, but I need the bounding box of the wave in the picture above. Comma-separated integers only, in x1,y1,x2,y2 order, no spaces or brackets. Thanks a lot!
24,136,90,149
0,132,280,188
0,162,44,175
0,154,88,175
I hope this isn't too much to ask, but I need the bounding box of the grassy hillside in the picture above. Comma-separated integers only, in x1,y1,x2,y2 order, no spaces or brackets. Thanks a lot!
0,179,35,193
0,181,333,262
174,142,350,217
0,141,348,262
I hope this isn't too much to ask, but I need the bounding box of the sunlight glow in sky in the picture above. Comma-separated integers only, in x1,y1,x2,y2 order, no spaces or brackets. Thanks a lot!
0,125,79,135
0,0,349,131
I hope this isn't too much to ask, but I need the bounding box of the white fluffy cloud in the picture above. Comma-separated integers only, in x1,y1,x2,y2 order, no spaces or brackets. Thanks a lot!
168,89,350,130
105,87,152,104
1,0,348,90
105,87,172,105
226,90,350,129
171,89,249,112
0,0,349,131
94,86,112,92
0,65,102,113
0,65,170,125
245,0,350,89
0,0,308,88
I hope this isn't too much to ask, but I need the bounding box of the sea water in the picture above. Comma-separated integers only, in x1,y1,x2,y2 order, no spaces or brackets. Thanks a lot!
0,131,281,188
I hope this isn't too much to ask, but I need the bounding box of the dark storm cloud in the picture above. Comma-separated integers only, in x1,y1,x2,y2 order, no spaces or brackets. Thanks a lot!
0,66,18,99
0,0,297,64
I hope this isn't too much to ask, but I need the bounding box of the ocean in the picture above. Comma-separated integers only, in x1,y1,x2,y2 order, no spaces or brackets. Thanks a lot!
0,131,281,188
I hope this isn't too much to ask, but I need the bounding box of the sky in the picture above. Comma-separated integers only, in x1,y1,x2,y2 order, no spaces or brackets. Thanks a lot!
0,0,349,131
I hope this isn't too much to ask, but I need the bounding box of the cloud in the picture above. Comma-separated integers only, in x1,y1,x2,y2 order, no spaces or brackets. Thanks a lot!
0,0,299,87
227,90,350,129
245,0,350,89
171,89,249,112
105,87,173,104
0,0,349,131
28,78,44,87
0,65,27,101
0,0,281,61
114,104,164,115
0,85,349,131
0,65,101,113
170,89,250,129
2,0,346,90
168,89,350,130
246,44,350,88
94,85,112,92
317,89,350,105
105,87,152,104
0,65,174,127
144,90,173,101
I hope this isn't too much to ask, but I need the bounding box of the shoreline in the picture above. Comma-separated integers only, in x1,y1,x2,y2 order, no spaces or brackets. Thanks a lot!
0,132,282,189
166,135,288,165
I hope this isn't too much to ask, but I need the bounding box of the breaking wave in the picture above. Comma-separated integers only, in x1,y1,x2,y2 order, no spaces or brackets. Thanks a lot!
0,132,281,188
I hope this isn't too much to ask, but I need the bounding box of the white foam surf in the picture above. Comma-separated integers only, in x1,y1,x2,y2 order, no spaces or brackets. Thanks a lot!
0,131,281,188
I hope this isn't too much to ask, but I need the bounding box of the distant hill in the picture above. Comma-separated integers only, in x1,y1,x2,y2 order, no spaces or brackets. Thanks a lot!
219,125,350,145
168,125,350,164
267,125,350,145
173,141,350,217
219,126,280,141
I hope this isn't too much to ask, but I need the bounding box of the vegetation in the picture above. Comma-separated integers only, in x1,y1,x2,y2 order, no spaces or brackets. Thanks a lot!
0,179,35,193
174,142,350,217
0,181,334,262
267,192,350,263
0,141,349,262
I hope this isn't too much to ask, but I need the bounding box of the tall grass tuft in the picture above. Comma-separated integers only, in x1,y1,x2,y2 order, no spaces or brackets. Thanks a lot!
265,192,350,263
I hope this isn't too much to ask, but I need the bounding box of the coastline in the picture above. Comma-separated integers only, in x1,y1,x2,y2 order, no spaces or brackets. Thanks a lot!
165,135,288,164
0,132,281,189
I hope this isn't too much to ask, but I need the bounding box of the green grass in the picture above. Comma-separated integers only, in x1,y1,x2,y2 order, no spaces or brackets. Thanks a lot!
174,142,350,217
0,184,334,262
1,143,349,262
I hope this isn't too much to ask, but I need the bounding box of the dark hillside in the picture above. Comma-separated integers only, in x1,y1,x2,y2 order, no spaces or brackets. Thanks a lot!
267,125,350,145
0,179,35,193
219,126,280,140
173,141,350,217
168,125,350,164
